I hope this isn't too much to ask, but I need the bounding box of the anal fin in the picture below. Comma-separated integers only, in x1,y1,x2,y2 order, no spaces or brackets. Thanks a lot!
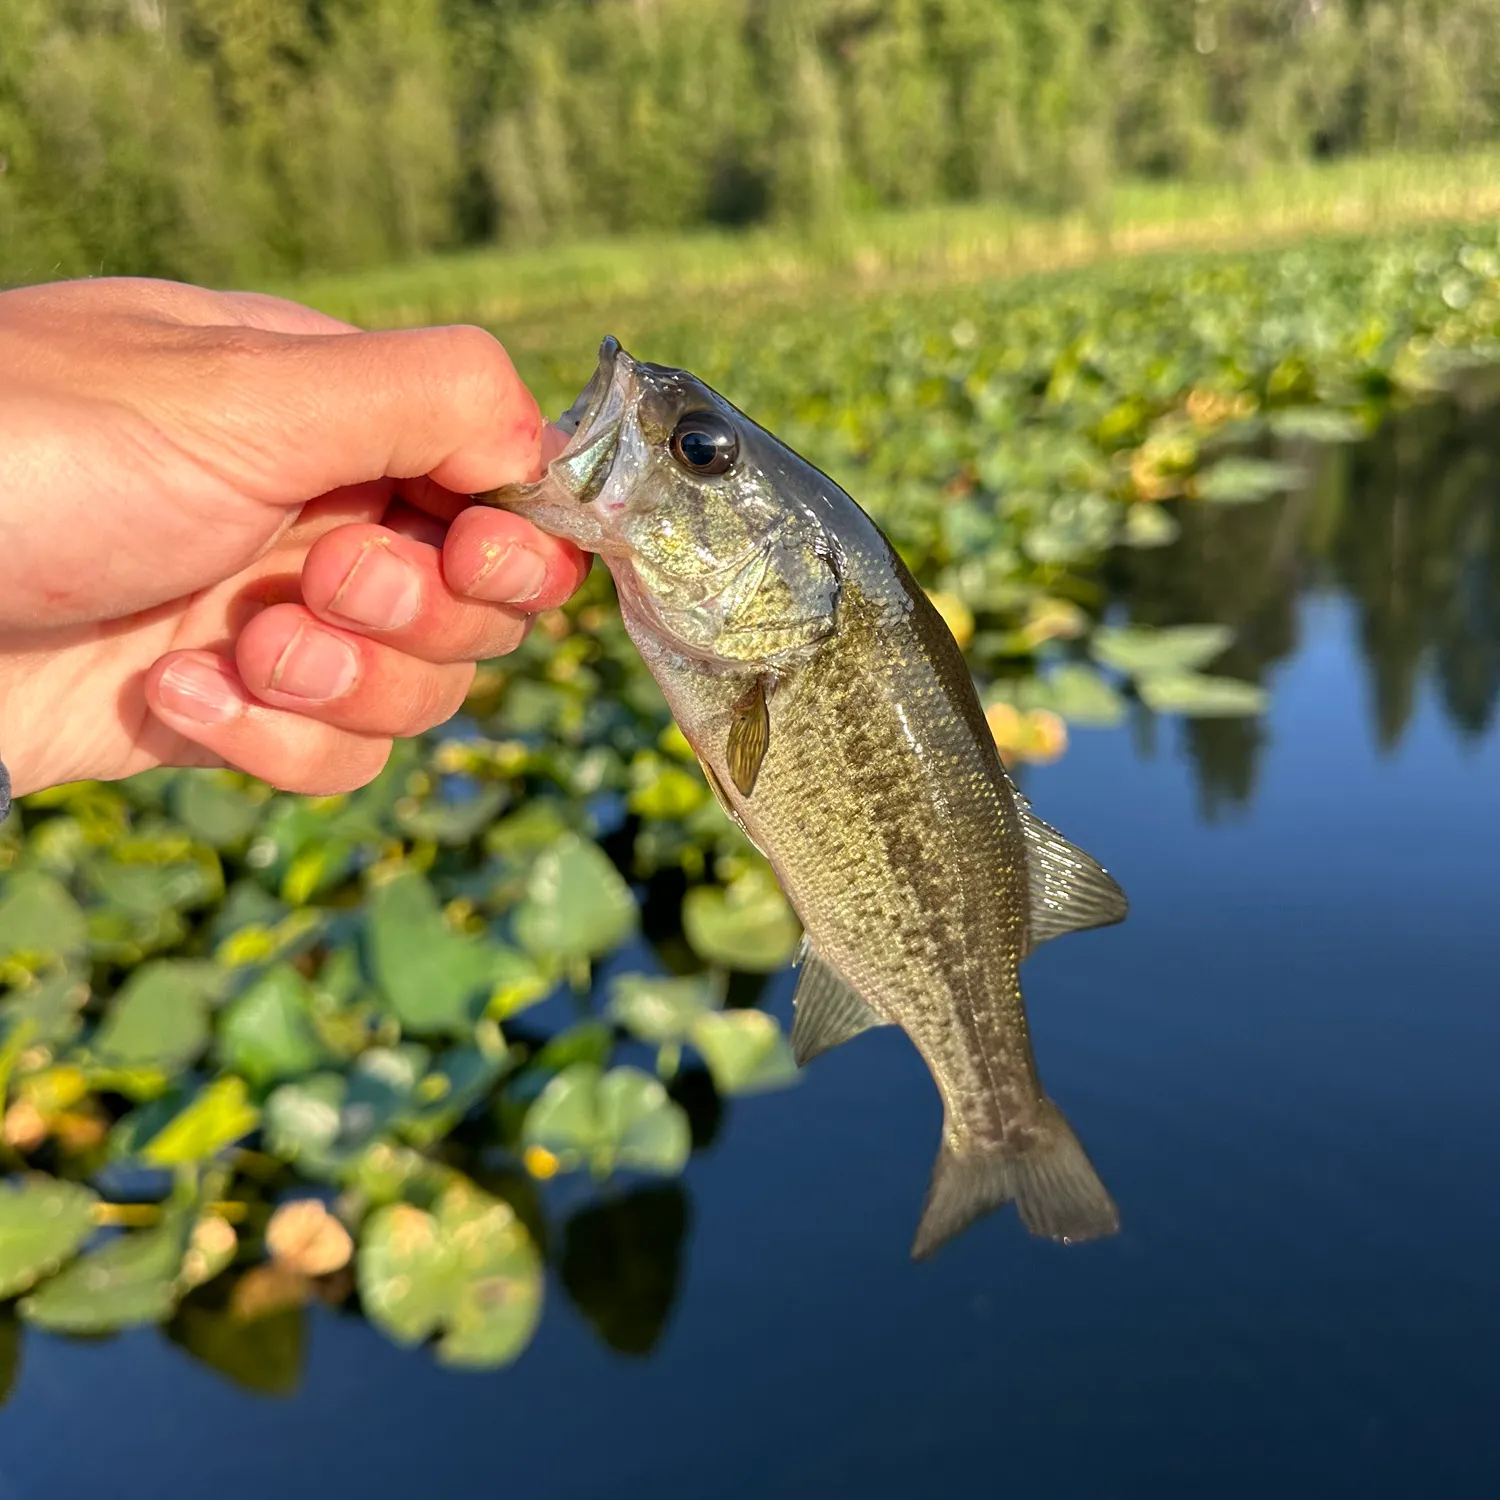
790,942,887,1066
1020,806,1128,955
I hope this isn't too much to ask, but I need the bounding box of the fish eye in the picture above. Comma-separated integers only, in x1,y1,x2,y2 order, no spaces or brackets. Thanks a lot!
668,410,738,476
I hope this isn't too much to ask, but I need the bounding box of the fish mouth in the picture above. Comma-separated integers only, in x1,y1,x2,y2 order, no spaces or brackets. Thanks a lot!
549,335,632,505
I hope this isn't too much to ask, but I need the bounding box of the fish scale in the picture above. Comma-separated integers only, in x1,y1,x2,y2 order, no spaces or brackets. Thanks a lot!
479,336,1129,1257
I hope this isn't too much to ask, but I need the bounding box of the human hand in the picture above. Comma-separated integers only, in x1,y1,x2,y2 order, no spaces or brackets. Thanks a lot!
0,277,588,800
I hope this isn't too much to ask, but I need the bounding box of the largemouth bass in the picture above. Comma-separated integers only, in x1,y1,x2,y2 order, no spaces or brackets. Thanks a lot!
478,338,1128,1257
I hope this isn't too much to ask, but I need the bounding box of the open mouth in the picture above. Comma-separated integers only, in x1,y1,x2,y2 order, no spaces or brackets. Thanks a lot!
551,335,631,504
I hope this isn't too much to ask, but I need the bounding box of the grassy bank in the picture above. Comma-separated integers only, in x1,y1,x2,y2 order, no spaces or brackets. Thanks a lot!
281,151,1500,337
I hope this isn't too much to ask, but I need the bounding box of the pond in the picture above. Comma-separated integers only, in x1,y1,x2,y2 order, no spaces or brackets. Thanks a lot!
3,389,1497,1497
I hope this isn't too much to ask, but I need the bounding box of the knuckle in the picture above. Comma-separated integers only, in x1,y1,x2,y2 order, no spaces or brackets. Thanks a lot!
442,325,538,439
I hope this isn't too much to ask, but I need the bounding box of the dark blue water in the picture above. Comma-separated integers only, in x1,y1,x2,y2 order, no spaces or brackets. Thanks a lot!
4,406,1499,1497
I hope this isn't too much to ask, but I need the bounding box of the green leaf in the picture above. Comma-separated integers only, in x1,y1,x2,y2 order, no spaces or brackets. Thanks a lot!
607,972,719,1045
689,1010,799,1096
435,1184,545,1369
486,944,554,1020
1137,672,1269,717
19,1209,193,1334
396,785,508,844
141,1077,260,1166
628,754,707,819
1120,503,1180,548
87,857,219,918
0,1178,99,1299
1040,664,1127,727
1195,456,1304,504
90,960,216,1073
404,1047,505,1130
368,873,497,1037
511,834,637,966
172,773,267,849
219,965,329,1087
523,1063,691,1178
1091,623,1234,678
0,873,87,965
0,970,89,1049
262,1073,349,1178
357,1181,542,1369
682,865,800,972
1267,407,1367,443
357,1203,450,1344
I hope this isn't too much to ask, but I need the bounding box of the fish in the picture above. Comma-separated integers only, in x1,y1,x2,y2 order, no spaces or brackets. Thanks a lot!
476,337,1128,1258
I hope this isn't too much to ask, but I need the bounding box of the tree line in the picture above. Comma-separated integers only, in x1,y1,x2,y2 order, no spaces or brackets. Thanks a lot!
2,0,1497,286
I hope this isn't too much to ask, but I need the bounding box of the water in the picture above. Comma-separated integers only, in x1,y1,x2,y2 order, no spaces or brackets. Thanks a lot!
5,399,1500,1497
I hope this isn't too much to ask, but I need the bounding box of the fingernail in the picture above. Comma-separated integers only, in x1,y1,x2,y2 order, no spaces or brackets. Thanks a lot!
157,657,245,724
270,627,359,701
327,542,421,630
465,543,548,605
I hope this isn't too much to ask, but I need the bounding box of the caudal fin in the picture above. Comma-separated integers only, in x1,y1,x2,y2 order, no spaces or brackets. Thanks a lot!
910,1102,1119,1260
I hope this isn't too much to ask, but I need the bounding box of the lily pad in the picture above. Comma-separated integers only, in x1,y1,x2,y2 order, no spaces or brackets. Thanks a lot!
0,1178,99,1299
1194,456,1304,504
89,960,221,1074
1137,672,1269,717
682,866,801,972
1041,665,1127,727
607,972,719,1045
367,872,499,1037
218,965,329,1087
172,773,267,850
140,1077,260,1165
0,969,89,1049
522,1063,691,1178
357,1181,542,1369
1267,407,1367,443
511,834,637,966
0,873,88,966
1120,503,1180,548
1091,623,1234,678
19,1207,194,1334
689,1009,798,1096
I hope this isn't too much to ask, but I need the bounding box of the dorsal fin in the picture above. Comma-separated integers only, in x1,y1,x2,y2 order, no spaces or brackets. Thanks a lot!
1019,806,1128,955
789,942,888,1065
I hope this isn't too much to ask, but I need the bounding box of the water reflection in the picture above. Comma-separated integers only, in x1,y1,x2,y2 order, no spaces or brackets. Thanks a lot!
1111,394,1500,817
561,1184,691,1357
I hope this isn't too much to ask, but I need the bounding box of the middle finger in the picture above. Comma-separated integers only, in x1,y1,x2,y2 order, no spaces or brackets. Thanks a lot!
235,603,476,737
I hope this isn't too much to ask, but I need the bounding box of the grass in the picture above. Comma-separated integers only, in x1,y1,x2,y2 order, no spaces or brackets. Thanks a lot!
280,150,1500,339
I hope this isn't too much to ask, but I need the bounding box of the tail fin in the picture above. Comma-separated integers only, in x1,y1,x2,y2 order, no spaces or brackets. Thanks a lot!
910,1101,1118,1260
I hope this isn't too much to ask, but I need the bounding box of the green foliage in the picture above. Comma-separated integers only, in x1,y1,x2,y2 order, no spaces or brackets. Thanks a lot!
4,1,1500,283
0,1180,98,1300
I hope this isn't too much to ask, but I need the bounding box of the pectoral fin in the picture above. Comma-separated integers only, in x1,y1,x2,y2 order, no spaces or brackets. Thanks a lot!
726,676,772,796
790,942,887,1065
1020,807,1128,955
